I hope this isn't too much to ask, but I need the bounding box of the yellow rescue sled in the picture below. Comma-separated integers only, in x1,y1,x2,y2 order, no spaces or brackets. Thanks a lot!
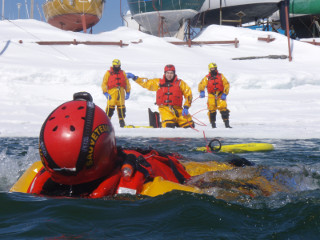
196,140,274,154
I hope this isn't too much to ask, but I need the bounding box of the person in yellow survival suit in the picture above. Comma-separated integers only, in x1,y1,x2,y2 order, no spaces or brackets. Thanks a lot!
126,65,195,128
101,59,131,128
16,92,198,198
198,63,231,128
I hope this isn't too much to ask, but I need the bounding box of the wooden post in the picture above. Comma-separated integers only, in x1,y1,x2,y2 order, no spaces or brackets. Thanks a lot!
284,0,292,61
81,14,87,33
187,39,192,47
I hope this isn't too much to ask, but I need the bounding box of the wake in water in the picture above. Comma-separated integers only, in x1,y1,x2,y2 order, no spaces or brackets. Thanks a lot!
186,164,320,202
1,137,320,208
0,146,40,192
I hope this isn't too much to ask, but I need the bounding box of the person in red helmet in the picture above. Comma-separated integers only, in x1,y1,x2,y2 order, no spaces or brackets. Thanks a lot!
126,65,195,128
24,92,194,198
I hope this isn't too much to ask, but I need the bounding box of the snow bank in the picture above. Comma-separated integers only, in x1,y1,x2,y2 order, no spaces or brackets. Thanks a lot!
0,19,319,139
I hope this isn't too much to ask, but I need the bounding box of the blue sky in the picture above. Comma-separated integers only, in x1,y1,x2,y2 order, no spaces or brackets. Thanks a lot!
1,0,129,33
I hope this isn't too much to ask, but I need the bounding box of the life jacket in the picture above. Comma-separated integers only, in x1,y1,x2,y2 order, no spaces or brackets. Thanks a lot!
107,67,127,89
207,72,224,94
26,148,191,198
156,76,183,107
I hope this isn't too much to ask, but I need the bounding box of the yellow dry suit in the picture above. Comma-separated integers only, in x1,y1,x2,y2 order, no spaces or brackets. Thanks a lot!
135,76,194,128
101,68,131,125
198,71,230,128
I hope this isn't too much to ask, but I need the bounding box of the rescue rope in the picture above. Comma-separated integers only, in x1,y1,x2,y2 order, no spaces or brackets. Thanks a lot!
2,19,71,60
189,95,208,127
189,96,223,152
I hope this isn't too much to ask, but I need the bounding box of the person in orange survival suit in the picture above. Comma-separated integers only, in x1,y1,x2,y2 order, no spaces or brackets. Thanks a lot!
126,65,195,128
24,92,193,198
101,59,131,128
198,63,231,128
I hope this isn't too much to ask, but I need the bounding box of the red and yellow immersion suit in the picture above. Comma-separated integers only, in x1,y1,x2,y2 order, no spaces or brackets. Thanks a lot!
135,75,194,128
10,149,287,199
101,68,131,122
12,148,205,198
198,71,230,125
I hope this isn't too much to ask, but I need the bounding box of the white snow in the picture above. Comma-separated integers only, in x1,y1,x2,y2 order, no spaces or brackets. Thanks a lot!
0,19,319,139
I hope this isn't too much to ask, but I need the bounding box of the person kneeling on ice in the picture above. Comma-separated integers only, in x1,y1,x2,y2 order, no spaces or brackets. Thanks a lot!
14,92,198,198
198,63,231,128
126,65,195,128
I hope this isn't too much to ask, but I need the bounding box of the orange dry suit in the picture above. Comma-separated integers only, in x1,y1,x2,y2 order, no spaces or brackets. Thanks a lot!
198,71,230,126
23,148,193,198
135,75,194,128
101,68,131,122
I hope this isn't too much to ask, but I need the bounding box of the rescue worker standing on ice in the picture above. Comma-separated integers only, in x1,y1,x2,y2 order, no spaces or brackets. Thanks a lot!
101,59,131,128
198,63,231,128
126,65,195,128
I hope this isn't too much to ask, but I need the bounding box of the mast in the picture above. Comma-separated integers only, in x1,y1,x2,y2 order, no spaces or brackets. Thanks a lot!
36,3,43,21
17,3,21,19
30,0,34,19
1,0,4,20
24,0,29,19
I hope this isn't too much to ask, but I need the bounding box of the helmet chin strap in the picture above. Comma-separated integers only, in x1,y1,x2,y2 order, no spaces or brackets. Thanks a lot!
211,70,217,76
113,66,121,72
76,100,95,172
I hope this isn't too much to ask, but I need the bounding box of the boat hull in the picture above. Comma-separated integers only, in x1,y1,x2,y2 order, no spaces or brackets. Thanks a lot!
127,0,205,36
290,0,320,15
193,1,280,27
42,0,104,32
132,9,198,36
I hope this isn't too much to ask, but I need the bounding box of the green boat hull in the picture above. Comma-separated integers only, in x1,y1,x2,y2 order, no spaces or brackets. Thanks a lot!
128,0,205,15
290,0,320,15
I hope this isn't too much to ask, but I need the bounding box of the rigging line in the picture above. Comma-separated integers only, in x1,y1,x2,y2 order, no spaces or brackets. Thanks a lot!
120,0,128,27
4,18,72,60
0,40,11,56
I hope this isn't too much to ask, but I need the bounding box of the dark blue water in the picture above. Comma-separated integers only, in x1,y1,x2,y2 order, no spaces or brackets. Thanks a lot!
1,137,320,239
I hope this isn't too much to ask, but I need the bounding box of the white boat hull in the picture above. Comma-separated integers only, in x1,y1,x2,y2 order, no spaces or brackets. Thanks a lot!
132,9,198,36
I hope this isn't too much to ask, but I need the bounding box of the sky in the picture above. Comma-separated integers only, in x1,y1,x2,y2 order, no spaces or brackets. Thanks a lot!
1,19,320,140
0,0,128,33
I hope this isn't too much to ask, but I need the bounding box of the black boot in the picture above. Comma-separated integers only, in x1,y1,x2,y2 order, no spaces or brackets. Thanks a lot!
224,120,232,128
221,110,232,128
107,106,115,119
119,120,125,128
209,112,217,128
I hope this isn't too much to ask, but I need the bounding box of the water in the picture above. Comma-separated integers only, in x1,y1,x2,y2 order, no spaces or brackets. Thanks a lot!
1,137,320,239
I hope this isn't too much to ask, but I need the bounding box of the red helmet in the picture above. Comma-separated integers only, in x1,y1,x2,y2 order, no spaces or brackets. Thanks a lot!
164,64,175,73
39,92,118,185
